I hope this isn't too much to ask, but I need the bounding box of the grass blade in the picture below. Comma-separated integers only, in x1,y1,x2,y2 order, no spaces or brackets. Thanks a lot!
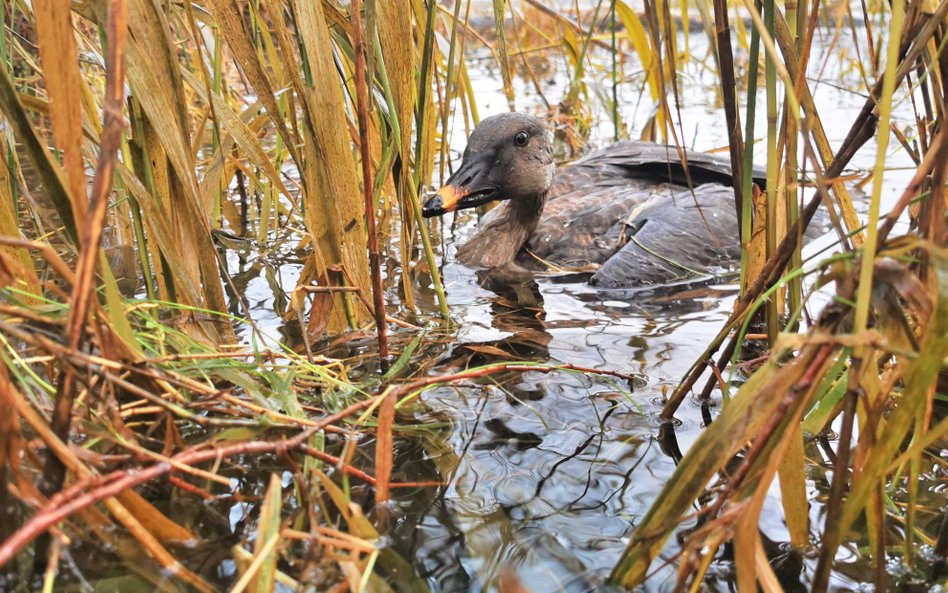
32,0,87,225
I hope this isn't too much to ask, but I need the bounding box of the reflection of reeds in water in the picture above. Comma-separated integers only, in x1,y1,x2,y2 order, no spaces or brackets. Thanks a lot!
0,0,945,591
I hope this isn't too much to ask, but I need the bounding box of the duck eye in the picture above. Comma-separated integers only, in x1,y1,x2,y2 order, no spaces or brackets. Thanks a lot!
514,131,529,146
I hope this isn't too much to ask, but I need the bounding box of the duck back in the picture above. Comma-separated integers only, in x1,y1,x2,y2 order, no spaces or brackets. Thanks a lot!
525,141,763,281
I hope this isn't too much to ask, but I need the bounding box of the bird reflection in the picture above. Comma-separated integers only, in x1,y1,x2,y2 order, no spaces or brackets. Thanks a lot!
459,265,555,362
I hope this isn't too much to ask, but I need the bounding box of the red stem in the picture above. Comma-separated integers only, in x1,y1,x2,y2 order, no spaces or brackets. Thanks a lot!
350,0,389,367
36,0,128,566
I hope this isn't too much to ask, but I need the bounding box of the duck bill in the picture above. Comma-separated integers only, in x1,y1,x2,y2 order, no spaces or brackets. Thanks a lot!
422,184,468,217
423,183,499,218
424,155,503,217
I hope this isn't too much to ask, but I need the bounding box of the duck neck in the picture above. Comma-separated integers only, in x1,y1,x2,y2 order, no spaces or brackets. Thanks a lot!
457,192,547,268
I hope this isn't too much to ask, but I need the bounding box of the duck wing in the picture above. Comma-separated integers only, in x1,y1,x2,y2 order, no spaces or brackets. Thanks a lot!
556,140,766,194
590,183,741,288
527,178,662,266
526,141,757,269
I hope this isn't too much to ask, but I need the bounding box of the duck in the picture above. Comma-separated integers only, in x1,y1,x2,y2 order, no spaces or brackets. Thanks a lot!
422,112,766,288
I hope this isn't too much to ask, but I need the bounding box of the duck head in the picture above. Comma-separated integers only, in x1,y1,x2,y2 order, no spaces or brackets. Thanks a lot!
423,113,555,217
